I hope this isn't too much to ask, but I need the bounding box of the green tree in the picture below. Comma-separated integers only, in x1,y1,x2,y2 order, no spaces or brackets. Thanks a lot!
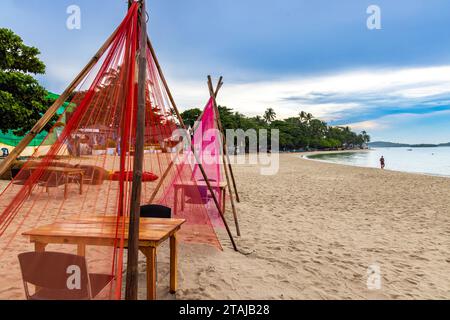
180,108,202,128
179,106,369,153
0,28,53,135
263,107,276,124
361,130,371,144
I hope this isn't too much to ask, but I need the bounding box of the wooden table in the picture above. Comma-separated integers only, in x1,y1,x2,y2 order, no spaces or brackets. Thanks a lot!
30,166,85,199
22,216,186,300
173,181,227,214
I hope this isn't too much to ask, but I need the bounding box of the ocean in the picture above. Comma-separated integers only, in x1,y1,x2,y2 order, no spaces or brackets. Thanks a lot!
306,147,450,177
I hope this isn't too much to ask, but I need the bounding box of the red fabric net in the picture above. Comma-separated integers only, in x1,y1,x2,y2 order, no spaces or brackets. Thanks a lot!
0,3,221,300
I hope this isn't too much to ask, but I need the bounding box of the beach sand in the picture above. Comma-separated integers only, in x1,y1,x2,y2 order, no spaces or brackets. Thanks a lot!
1,153,450,299
150,153,450,300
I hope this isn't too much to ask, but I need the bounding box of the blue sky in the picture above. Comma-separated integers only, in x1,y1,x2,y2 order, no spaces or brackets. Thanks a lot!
2,0,450,143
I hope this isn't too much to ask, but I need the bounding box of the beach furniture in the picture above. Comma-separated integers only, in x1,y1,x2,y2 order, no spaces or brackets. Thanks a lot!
18,251,113,300
0,0,238,300
139,205,172,282
173,181,228,215
140,204,172,219
34,166,84,199
22,216,185,300
73,165,107,186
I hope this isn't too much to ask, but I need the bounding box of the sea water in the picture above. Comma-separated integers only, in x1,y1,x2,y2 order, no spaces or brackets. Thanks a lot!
306,147,450,177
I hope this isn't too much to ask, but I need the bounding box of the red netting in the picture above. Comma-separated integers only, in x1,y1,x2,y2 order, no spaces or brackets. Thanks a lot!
0,3,221,300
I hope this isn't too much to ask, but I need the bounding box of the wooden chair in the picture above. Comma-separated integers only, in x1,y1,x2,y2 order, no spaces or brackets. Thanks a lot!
18,251,113,300
73,165,105,186
38,171,66,193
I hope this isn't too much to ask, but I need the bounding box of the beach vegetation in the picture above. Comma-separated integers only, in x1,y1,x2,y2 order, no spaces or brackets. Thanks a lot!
182,106,370,152
0,28,57,136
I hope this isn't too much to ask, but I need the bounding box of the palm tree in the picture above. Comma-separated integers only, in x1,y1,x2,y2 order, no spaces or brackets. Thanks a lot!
299,111,313,124
263,108,276,124
361,130,371,144
299,111,307,122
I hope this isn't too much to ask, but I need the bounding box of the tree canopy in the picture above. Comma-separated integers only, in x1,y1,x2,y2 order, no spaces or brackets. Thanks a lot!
0,28,54,136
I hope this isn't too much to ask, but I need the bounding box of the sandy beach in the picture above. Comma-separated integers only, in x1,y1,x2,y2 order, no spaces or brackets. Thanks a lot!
1,152,450,300
150,152,450,300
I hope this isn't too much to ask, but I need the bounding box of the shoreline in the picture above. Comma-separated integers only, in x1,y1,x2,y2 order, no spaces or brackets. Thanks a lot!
301,149,450,179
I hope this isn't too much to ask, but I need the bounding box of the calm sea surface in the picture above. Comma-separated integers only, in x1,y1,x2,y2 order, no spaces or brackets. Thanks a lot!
306,147,450,177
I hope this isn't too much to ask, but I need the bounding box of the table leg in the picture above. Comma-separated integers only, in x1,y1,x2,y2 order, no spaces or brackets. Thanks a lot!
35,242,47,252
77,244,86,256
174,186,178,215
64,174,68,199
181,187,185,212
79,173,83,195
170,233,178,294
142,247,157,300
222,188,226,213
34,242,47,293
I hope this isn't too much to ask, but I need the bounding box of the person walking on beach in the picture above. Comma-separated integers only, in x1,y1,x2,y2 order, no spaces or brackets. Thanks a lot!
380,156,385,169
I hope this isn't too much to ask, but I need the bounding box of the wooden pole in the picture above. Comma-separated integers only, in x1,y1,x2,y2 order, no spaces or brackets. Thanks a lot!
207,76,241,236
147,38,238,251
191,78,223,134
125,0,147,300
209,77,240,203
0,22,124,177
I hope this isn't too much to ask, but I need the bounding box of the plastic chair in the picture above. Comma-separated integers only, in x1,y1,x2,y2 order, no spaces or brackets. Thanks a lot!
18,251,113,300
140,204,171,219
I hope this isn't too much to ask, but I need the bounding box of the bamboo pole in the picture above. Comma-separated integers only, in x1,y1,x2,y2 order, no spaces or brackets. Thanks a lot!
147,37,238,251
209,77,241,203
125,0,147,300
191,78,223,134
0,21,125,177
207,76,241,236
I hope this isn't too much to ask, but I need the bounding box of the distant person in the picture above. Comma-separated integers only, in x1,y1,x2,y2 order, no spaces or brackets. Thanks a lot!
380,156,385,169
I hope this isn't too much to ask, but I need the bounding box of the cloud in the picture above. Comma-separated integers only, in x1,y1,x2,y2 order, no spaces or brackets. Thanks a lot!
170,65,450,125
347,109,450,143
45,63,83,90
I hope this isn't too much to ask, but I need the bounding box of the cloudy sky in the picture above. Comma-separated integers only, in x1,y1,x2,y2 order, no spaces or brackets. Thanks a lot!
2,0,450,143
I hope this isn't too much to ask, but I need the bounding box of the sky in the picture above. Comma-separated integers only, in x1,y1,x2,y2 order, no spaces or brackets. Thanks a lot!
2,0,450,143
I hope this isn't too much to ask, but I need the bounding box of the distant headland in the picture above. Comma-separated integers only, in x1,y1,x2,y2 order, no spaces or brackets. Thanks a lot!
369,141,450,148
